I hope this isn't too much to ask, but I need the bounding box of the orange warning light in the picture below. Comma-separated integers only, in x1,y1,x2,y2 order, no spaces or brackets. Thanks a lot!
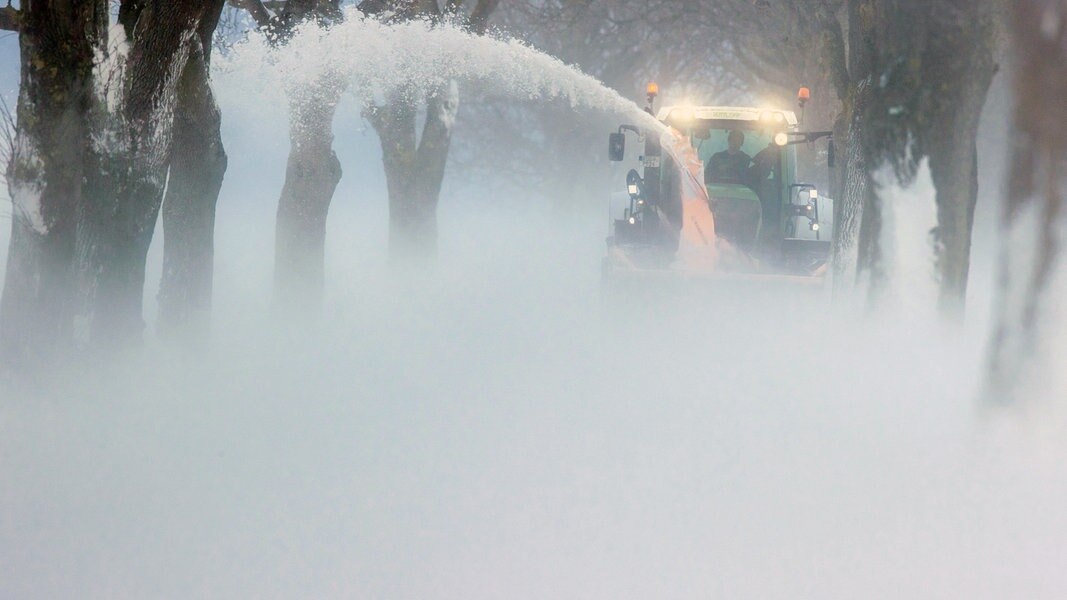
647,82,660,97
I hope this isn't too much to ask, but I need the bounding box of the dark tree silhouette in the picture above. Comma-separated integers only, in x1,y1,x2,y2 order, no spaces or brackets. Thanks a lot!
233,0,346,315
1,1,224,360
157,1,229,343
0,1,104,365
987,0,1067,400
360,0,500,263
77,1,221,347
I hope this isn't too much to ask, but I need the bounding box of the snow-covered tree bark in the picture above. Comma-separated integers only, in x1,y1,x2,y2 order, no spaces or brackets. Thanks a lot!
157,1,228,343
0,2,106,365
831,0,875,294
77,0,213,346
833,83,875,294
987,0,1067,399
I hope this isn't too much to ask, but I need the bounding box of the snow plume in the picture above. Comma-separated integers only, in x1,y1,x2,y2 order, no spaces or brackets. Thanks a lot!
219,10,663,132
872,158,940,315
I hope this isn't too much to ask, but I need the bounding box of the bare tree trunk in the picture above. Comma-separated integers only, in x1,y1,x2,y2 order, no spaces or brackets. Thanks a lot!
260,0,344,317
157,1,227,342
831,76,875,293
831,0,877,296
273,82,343,314
987,0,1067,399
929,140,982,314
372,83,459,262
78,0,208,347
371,95,420,260
0,2,105,366
157,45,227,341
412,82,459,255
358,0,493,263
838,0,994,313
855,131,885,304
923,1,997,316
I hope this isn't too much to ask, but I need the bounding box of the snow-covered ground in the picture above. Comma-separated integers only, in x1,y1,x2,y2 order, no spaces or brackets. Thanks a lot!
4,200,1066,599
2,19,1067,600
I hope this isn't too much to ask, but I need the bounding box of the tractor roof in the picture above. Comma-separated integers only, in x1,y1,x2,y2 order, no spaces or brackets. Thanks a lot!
656,106,799,127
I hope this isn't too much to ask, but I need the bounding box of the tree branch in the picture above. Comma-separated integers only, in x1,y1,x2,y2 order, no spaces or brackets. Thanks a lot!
228,0,272,28
0,6,20,31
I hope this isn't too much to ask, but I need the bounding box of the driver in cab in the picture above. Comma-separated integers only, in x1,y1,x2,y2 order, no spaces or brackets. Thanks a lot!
705,130,752,185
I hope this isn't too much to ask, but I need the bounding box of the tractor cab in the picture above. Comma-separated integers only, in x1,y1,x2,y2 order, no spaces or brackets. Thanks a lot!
607,87,835,279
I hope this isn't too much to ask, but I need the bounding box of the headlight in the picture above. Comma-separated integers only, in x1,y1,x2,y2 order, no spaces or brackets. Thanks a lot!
774,132,789,147
672,108,695,124
809,189,819,199
625,169,643,200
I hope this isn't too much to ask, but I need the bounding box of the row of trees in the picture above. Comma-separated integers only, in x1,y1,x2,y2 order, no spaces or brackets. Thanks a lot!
1,0,230,362
234,0,497,313
0,0,1061,397
0,0,498,368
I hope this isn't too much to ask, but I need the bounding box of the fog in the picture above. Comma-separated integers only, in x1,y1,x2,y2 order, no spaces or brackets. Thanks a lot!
2,16,1067,600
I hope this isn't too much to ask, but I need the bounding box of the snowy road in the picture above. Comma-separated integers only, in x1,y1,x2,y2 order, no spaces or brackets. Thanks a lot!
2,202,1065,599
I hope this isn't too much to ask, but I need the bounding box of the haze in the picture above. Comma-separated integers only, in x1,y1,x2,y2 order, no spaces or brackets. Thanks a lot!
3,4,1066,599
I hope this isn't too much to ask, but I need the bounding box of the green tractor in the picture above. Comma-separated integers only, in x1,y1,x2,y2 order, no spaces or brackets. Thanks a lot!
606,86,835,283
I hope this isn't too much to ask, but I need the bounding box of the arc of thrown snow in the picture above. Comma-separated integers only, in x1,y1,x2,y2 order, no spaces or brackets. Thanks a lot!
220,10,718,262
